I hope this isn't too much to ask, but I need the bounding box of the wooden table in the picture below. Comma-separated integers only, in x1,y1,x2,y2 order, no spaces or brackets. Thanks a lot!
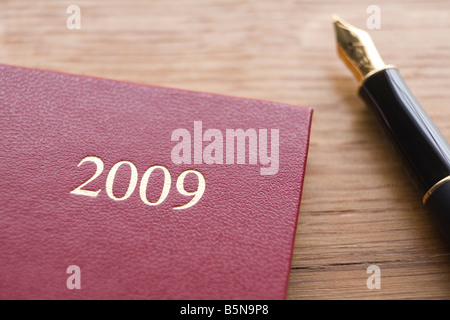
1,0,449,299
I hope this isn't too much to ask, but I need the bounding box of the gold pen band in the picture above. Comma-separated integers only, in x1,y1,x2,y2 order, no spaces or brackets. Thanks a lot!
359,65,397,88
423,175,450,205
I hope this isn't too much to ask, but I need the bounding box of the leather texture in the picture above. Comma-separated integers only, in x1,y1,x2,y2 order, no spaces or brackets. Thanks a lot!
0,64,312,299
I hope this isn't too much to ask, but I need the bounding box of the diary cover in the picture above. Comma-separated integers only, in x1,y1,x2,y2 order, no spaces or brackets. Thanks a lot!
0,64,312,299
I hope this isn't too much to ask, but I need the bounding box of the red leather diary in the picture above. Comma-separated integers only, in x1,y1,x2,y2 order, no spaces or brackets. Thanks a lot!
0,64,312,299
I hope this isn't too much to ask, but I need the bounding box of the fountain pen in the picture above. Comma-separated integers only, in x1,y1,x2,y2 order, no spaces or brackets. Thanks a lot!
333,16,450,245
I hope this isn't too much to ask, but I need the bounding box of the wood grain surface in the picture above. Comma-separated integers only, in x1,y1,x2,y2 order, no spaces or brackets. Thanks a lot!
1,0,450,300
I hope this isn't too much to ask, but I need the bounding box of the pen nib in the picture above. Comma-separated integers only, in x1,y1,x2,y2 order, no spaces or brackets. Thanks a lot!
332,15,386,84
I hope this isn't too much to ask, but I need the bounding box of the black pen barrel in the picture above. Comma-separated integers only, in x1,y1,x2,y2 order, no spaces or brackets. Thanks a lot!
359,68,450,194
359,67,450,244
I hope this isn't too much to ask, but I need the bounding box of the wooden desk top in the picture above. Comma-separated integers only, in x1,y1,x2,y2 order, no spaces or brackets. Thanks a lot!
1,0,449,299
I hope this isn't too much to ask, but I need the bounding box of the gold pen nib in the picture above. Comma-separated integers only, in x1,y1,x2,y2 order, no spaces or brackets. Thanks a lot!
333,15,387,84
